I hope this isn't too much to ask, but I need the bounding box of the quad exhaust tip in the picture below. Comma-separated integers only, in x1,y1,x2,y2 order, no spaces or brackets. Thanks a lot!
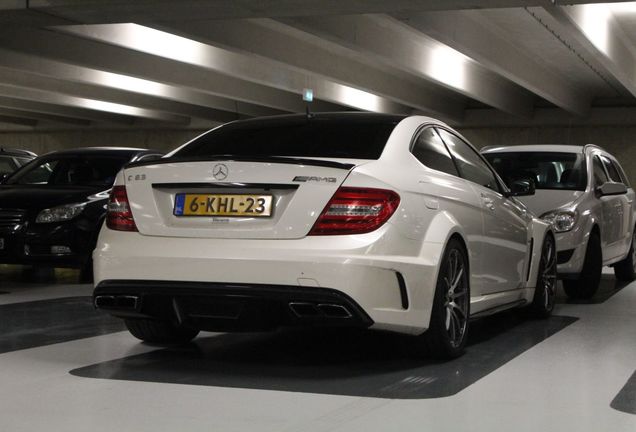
94,295,140,310
289,302,352,319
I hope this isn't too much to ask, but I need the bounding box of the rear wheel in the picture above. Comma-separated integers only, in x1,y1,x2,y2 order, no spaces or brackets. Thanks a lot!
563,232,602,299
415,238,470,360
125,319,199,344
614,230,636,282
530,234,557,317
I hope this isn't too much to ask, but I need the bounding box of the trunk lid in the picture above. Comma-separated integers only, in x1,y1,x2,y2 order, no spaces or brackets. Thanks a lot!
123,158,361,239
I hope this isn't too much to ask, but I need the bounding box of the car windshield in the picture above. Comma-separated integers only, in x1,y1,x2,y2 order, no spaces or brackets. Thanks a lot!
484,151,587,191
174,116,401,160
7,155,130,187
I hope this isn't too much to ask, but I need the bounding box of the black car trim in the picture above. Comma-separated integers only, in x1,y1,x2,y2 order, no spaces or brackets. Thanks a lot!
557,248,575,264
395,272,409,310
152,182,299,190
126,155,356,170
94,280,374,328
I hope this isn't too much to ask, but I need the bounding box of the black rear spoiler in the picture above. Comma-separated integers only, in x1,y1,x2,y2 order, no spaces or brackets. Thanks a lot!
126,155,356,170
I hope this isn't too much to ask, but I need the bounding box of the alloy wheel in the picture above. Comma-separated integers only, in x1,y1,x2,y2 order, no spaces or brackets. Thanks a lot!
540,237,557,310
443,249,469,348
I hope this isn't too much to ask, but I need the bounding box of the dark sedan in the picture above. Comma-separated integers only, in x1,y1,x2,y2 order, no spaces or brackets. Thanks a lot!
0,147,163,280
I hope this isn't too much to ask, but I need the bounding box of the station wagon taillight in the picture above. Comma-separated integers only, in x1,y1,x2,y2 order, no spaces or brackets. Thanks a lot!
106,185,138,232
309,187,400,235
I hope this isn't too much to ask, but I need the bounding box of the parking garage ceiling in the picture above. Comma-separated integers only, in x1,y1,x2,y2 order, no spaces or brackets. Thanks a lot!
0,0,636,130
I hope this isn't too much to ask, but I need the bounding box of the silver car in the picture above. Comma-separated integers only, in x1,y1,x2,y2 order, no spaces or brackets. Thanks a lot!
483,144,636,299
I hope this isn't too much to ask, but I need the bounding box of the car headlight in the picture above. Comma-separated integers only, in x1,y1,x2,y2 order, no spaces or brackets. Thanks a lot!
540,210,577,233
36,203,86,223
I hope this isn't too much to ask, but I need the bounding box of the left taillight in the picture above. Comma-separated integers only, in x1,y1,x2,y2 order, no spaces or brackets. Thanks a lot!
106,185,138,232
308,187,400,235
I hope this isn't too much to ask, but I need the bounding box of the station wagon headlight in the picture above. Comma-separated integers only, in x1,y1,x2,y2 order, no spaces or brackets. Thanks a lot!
540,210,577,233
36,203,86,223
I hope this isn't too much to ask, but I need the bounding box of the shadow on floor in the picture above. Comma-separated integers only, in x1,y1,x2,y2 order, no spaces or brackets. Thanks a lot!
611,370,636,415
555,274,630,305
0,297,125,354
71,312,577,399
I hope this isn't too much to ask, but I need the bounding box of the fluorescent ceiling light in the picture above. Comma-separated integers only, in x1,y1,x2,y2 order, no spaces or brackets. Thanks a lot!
605,1,636,13
426,46,468,92
334,85,384,112
578,2,636,55
56,23,395,114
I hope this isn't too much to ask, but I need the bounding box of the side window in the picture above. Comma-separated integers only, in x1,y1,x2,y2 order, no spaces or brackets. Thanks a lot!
600,155,622,183
437,129,500,192
592,156,608,186
615,161,631,187
410,127,458,176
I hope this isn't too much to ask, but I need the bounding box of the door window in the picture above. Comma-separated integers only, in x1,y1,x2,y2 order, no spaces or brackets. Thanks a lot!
600,155,623,183
437,129,500,192
410,127,458,176
592,156,608,187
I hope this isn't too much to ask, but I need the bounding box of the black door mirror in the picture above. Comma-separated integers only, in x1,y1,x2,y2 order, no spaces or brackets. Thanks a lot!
0,173,8,184
505,179,535,197
597,181,627,196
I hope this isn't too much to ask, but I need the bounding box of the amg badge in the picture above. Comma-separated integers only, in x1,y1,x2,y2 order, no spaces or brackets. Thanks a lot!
293,176,337,183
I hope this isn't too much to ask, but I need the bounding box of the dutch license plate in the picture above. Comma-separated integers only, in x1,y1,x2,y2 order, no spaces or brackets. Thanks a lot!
174,193,273,217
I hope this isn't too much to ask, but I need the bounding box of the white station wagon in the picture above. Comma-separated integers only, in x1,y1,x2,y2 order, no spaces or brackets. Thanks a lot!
93,113,556,359
483,144,636,299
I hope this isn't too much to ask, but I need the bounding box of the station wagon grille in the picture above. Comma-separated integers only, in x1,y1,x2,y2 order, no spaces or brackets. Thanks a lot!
0,209,26,228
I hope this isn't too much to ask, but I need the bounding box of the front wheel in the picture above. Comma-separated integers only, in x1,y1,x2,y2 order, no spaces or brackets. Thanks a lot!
530,234,557,317
563,232,602,299
614,230,636,282
415,238,470,360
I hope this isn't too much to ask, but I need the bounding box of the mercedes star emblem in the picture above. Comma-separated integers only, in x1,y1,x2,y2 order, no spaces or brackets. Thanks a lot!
212,163,229,180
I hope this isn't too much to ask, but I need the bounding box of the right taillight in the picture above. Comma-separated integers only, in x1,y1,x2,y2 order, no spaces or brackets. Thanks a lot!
309,187,400,236
106,185,138,232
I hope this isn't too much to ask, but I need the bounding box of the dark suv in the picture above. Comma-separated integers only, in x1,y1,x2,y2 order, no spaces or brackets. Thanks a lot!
0,148,37,179
0,147,162,279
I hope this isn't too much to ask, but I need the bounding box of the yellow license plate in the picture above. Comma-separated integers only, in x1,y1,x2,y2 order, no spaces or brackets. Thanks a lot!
174,193,273,217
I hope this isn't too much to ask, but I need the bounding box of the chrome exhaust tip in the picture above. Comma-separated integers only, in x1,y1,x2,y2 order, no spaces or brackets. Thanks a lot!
94,295,140,310
288,302,320,318
317,303,352,318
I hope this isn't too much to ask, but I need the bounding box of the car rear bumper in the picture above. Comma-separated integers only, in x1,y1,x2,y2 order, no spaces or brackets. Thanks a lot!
94,227,442,335
94,280,374,331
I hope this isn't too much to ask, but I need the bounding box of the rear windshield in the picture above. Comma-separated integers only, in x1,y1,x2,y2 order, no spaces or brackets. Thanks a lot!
484,151,587,191
174,116,401,160
7,155,130,187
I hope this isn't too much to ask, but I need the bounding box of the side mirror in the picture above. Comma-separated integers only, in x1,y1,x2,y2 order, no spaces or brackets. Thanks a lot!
0,173,8,184
597,181,627,196
505,179,535,197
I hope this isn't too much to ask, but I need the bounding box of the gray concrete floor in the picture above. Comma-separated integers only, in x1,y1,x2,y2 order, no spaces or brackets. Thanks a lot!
0,264,635,431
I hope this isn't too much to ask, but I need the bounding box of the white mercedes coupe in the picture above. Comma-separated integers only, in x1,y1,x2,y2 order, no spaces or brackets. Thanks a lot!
93,113,556,359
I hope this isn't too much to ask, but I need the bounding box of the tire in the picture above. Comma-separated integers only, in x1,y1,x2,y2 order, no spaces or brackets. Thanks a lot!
530,234,557,317
614,230,636,282
563,232,602,299
125,319,199,344
415,238,470,360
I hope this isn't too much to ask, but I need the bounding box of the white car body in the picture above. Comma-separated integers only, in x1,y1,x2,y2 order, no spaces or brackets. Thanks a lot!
482,144,636,277
94,114,552,339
